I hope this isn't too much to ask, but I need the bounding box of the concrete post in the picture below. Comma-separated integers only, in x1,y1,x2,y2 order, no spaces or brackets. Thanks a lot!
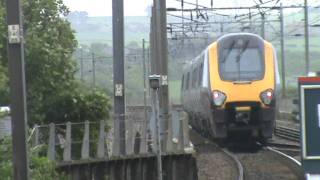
32,124,39,147
140,124,147,154
81,121,90,159
126,118,134,155
63,122,72,161
47,123,55,161
97,120,106,158
32,125,39,156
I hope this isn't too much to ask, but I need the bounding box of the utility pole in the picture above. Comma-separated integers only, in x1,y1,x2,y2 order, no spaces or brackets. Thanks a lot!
80,48,84,81
92,53,96,87
155,0,170,151
220,23,224,34
280,3,286,97
142,39,148,124
142,39,148,153
249,8,252,28
261,13,265,39
304,0,310,75
112,0,125,156
151,5,159,75
6,0,29,179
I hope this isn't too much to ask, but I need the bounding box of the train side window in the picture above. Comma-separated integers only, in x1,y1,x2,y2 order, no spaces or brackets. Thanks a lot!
192,68,197,88
181,75,185,90
199,63,203,86
186,72,190,90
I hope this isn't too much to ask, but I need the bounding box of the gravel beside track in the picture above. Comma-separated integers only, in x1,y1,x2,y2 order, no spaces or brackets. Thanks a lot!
189,129,238,180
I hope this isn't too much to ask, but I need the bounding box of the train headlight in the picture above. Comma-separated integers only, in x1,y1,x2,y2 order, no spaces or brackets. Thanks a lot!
260,89,274,105
213,90,226,106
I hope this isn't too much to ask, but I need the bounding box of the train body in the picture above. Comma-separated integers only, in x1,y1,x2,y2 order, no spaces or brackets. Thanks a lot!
181,33,280,141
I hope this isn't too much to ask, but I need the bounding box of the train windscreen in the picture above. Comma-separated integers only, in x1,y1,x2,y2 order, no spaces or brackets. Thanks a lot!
219,46,264,82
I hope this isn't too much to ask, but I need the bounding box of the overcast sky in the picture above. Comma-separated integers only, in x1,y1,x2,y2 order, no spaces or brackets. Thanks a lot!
62,0,316,16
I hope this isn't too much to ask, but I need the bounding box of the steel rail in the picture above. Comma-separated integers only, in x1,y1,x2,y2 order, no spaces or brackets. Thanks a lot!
275,126,300,142
222,149,244,180
266,147,304,180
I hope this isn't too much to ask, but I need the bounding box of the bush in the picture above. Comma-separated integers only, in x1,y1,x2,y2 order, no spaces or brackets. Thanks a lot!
43,88,111,125
0,136,67,179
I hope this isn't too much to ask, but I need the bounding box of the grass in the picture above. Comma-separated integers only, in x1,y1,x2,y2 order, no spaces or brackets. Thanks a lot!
169,80,181,104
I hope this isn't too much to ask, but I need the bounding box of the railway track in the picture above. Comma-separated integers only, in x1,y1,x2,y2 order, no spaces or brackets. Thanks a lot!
190,127,304,180
189,129,241,180
266,142,300,156
224,145,304,180
275,125,300,142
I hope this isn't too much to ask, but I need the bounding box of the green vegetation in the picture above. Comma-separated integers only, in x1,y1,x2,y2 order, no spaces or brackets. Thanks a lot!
0,0,111,125
0,0,9,106
67,14,150,45
0,0,112,177
0,136,68,179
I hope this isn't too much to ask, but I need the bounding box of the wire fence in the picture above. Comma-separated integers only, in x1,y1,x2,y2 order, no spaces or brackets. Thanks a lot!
28,108,191,163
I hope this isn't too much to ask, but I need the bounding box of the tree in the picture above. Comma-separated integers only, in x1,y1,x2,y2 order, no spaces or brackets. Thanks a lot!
0,1,9,106
45,88,111,124
0,0,111,125
0,64,9,106
20,0,79,124
0,0,7,66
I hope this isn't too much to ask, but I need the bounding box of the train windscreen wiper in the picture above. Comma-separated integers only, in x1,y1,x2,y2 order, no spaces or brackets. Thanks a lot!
236,40,250,63
221,40,236,63
236,40,250,80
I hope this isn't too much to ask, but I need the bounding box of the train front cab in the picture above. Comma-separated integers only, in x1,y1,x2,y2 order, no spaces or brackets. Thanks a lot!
208,34,278,140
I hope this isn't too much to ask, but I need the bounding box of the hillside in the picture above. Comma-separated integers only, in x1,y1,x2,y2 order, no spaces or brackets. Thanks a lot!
68,15,150,45
68,10,320,103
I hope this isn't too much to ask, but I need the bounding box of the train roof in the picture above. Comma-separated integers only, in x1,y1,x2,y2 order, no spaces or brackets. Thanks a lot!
216,33,265,43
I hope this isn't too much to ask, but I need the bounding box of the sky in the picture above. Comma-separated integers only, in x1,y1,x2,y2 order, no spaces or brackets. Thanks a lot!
62,0,318,17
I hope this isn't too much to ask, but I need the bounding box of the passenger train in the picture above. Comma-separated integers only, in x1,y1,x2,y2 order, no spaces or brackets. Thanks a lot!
181,33,280,141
